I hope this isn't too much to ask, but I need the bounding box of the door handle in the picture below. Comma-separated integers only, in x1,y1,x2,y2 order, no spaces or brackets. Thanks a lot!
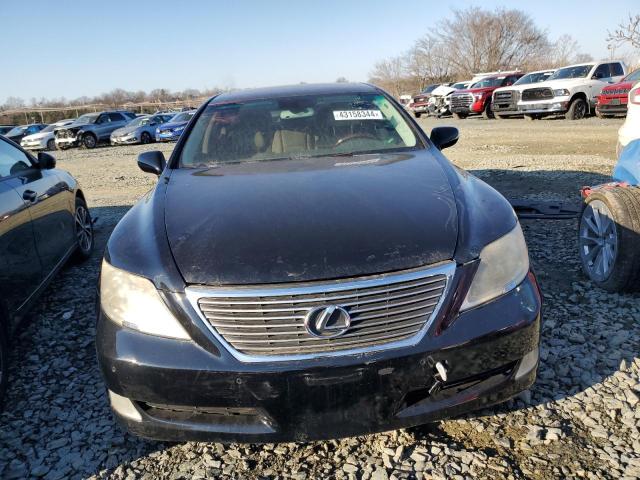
22,189,37,203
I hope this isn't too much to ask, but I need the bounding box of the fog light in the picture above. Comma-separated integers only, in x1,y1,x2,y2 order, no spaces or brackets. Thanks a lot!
515,348,539,380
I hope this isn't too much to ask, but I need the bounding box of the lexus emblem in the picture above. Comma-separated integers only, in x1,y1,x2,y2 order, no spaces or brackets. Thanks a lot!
304,305,351,338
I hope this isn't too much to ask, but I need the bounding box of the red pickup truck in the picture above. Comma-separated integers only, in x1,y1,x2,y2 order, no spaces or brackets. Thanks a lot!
450,72,524,119
596,69,640,118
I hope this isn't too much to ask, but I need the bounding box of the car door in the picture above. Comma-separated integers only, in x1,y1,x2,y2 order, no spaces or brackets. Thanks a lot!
94,114,112,141
589,64,612,104
0,139,43,321
0,140,76,279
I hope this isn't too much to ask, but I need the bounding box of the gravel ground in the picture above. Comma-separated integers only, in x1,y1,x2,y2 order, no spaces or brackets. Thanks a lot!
1,116,639,480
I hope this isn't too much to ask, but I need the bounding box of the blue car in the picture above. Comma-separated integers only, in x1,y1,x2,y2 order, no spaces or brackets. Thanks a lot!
110,113,175,145
578,139,640,292
155,110,196,142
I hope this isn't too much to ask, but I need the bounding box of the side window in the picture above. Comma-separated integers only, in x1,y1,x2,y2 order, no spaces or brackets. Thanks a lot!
610,63,624,77
592,64,610,79
97,114,110,124
108,113,124,122
0,140,33,178
504,75,520,85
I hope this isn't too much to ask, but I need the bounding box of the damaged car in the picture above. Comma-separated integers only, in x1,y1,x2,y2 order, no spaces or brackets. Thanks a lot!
97,83,541,443
55,111,136,149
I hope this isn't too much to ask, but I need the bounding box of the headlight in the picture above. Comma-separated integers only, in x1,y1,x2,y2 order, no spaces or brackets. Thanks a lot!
100,260,190,340
553,89,570,97
460,223,529,311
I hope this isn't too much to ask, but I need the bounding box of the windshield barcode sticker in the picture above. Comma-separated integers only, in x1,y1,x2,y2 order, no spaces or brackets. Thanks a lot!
333,110,383,120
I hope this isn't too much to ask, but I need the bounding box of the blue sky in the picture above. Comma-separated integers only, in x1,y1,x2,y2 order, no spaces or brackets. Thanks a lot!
0,0,638,103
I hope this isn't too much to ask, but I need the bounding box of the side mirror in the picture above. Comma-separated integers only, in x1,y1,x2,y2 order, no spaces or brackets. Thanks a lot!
138,150,166,175
430,126,459,150
37,152,56,169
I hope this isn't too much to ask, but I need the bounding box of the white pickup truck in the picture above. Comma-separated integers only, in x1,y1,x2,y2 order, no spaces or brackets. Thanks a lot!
517,61,627,120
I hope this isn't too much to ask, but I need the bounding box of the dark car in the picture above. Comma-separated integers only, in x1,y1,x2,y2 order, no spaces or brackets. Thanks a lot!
5,124,48,144
0,125,16,136
96,83,541,443
0,136,93,404
55,111,136,149
155,110,196,142
110,113,175,145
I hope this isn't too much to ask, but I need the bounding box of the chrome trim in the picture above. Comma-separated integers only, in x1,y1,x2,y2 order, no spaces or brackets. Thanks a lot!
185,261,456,363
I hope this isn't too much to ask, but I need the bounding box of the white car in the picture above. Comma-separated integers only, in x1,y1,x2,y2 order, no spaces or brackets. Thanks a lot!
617,84,640,155
517,61,627,120
491,69,555,118
21,119,75,151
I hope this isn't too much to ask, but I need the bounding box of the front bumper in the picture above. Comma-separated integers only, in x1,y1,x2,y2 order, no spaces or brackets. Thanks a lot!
97,273,541,443
596,102,627,115
412,104,428,113
55,137,80,148
156,132,180,142
518,100,569,115
111,135,138,145
21,139,46,149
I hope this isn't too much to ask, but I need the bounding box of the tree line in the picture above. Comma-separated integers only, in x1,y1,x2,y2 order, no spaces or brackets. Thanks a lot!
368,6,599,97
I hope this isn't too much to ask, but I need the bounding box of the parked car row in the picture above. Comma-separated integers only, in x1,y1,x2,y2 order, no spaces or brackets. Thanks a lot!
408,60,635,121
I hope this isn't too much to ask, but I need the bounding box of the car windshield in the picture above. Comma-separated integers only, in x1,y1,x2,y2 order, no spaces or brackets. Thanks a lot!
548,65,594,80
6,126,27,136
40,124,57,133
127,116,150,127
452,82,468,89
514,72,553,85
170,112,194,123
421,84,438,93
470,77,505,88
624,69,640,83
180,92,420,167
74,113,99,125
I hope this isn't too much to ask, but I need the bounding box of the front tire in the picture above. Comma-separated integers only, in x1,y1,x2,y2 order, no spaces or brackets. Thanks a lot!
46,139,56,151
566,98,587,120
579,188,640,291
141,132,152,144
72,197,93,262
452,112,467,120
482,101,494,119
413,112,421,118
82,133,97,149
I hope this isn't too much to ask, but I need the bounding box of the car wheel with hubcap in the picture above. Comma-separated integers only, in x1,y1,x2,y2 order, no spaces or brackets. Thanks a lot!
566,98,587,120
83,133,97,149
482,101,494,119
46,139,56,151
141,132,152,144
72,197,93,261
579,188,640,291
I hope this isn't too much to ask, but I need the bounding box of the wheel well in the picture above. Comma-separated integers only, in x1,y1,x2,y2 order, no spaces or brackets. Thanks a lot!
76,189,86,203
570,92,590,112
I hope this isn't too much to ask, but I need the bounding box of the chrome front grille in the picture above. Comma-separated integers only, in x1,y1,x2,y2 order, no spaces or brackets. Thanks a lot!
186,263,454,361
521,88,553,101
494,90,514,102
451,94,473,108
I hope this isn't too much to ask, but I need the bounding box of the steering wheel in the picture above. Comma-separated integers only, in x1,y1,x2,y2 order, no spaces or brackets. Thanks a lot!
334,133,378,147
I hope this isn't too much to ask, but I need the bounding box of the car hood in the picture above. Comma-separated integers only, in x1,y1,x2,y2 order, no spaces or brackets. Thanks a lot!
524,78,591,90
456,87,496,95
159,121,187,130
23,131,51,141
601,81,634,94
164,151,458,285
112,125,139,136
430,85,456,96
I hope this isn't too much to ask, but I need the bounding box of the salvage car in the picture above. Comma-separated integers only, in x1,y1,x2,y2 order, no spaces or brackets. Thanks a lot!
110,113,175,145
55,111,136,149
409,84,445,118
491,69,555,118
518,61,627,120
0,136,93,405
155,110,196,142
5,124,48,144
450,72,524,119
596,69,640,118
96,83,541,442
21,119,75,151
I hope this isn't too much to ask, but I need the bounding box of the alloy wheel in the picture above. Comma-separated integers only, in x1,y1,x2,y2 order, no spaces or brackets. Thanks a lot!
75,205,93,253
579,199,618,282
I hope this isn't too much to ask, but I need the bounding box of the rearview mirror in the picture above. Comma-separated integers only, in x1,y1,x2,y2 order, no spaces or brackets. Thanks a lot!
430,126,459,150
37,152,56,169
138,151,166,175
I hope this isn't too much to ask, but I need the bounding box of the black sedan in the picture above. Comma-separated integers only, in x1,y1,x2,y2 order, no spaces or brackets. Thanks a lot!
0,136,93,404
97,83,541,442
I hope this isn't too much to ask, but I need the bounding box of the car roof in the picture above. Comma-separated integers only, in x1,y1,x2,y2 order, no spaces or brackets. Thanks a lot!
210,83,379,104
527,69,556,74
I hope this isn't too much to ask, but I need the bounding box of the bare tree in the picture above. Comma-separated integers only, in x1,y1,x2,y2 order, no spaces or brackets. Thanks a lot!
406,35,453,89
435,7,550,75
368,56,405,97
608,14,640,49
